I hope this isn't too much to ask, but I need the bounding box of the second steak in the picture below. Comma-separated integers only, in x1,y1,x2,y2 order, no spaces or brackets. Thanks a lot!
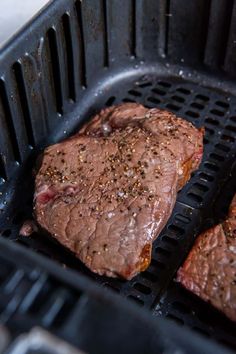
177,194,236,322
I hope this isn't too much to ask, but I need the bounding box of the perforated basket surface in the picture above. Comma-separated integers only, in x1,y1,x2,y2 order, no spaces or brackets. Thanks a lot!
0,0,236,351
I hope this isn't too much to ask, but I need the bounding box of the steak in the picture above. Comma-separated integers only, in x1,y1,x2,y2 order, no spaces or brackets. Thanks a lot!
177,194,236,322
34,104,203,279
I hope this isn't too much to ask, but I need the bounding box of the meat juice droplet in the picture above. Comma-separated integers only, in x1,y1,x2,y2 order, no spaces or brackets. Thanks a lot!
117,191,124,197
229,246,236,253
65,186,76,194
101,123,112,134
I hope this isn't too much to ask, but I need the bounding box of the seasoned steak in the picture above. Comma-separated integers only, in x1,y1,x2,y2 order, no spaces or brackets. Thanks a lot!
34,104,203,279
177,195,236,322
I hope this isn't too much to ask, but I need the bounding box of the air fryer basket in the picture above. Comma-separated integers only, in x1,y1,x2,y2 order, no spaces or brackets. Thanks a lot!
0,0,235,350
